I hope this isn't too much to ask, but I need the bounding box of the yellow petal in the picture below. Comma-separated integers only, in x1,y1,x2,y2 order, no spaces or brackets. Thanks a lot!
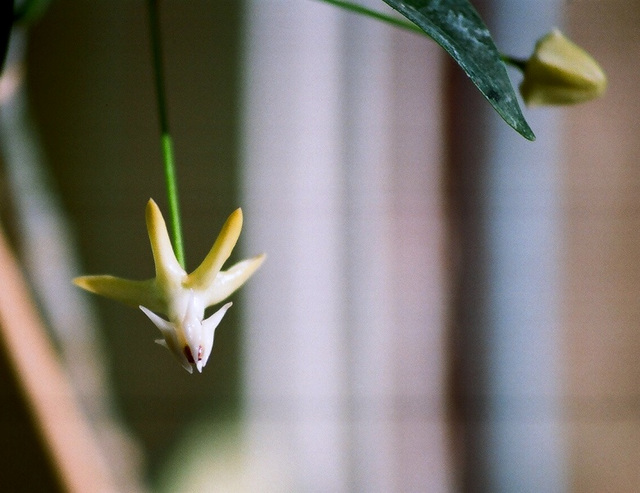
202,253,266,306
186,208,243,290
146,199,185,282
73,275,164,313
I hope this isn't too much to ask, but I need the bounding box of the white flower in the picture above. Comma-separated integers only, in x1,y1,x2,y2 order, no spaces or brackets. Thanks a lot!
74,199,265,373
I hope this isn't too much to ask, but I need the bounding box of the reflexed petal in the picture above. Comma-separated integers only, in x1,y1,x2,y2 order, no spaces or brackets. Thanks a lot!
73,275,163,312
202,254,266,307
200,302,233,370
141,305,193,373
187,208,243,291
140,305,173,333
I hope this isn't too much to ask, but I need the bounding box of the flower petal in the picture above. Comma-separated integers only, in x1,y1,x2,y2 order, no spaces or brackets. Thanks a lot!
201,254,266,307
141,305,193,373
199,301,233,371
146,199,185,282
186,208,243,291
73,275,163,312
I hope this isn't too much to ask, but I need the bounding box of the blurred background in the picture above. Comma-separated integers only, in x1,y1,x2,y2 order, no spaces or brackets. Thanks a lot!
0,0,636,491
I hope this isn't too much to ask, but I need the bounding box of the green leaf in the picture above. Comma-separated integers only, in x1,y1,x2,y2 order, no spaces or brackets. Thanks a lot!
381,0,535,140
0,0,14,75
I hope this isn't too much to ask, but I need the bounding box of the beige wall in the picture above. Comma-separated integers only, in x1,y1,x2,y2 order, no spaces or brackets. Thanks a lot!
566,2,640,491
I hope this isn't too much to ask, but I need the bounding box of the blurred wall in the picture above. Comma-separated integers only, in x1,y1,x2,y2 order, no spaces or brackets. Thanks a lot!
448,0,567,490
565,1,640,492
241,1,450,491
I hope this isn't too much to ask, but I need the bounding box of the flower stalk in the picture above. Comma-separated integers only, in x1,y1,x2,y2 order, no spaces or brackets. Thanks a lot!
147,0,185,268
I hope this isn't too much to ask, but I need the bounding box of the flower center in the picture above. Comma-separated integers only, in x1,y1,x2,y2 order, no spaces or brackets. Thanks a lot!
183,345,204,364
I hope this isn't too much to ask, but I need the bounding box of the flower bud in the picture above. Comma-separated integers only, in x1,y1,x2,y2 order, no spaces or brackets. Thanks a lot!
519,29,606,107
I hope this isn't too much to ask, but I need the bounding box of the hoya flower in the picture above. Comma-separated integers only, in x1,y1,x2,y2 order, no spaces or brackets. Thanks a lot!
519,29,607,107
74,199,265,373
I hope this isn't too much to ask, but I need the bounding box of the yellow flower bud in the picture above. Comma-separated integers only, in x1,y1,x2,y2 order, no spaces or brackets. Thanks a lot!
519,29,607,107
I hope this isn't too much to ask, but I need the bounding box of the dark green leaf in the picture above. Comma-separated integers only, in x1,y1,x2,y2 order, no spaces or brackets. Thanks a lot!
13,0,51,25
0,0,14,75
381,0,535,140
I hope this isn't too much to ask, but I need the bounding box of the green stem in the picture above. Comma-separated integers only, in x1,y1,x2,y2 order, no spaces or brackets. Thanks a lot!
500,54,527,72
147,0,185,268
317,0,424,35
317,0,527,71
161,134,184,266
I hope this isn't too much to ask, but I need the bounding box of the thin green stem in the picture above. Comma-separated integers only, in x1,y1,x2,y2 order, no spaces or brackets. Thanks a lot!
317,0,424,35
161,134,184,266
500,54,527,72
147,0,185,268
317,0,527,71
